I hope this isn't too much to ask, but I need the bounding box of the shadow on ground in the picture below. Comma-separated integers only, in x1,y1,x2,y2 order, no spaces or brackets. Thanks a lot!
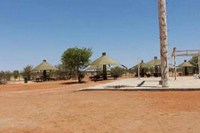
60,81,86,85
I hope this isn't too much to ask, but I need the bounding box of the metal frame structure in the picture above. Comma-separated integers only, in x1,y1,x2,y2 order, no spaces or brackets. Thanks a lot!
171,47,200,80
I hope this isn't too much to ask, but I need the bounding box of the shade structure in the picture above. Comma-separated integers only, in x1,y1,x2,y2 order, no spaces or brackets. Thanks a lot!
178,60,193,76
90,52,119,80
91,53,119,66
130,60,149,77
146,56,161,66
146,57,161,77
178,60,193,67
130,60,149,69
86,65,103,70
32,60,58,81
32,60,58,71
84,65,103,72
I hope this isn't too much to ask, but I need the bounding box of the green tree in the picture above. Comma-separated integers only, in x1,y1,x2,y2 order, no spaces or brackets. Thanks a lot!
4,71,12,81
61,47,92,83
0,71,5,81
13,70,20,81
22,65,33,80
189,56,198,74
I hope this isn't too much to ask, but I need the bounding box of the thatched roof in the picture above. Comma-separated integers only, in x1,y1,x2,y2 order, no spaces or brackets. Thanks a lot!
146,57,161,66
178,60,193,67
32,60,58,71
130,60,149,69
90,53,119,66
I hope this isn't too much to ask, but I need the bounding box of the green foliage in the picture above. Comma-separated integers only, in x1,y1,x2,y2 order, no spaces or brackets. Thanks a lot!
189,56,199,74
13,70,20,80
51,64,70,80
61,47,92,83
0,71,5,81
128,68,135,74
110,67,126,78
0,71,6,83
22,65,33,80
0,71,12,81
4,71,12,81
130,66,153,76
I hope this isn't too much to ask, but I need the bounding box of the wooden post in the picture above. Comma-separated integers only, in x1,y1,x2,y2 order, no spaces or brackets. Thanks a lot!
137,58,140,79
103,65,107,80
174,55,177,80
198,55,200,75
172,47,177,80
102,52,107,80
158,0,169,87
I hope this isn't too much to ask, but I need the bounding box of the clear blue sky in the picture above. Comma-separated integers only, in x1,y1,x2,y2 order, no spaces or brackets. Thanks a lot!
0,0,200,71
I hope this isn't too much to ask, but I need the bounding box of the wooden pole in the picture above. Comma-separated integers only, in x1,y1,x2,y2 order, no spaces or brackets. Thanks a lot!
174,55,177,80
158,0,169,87
198,55,200,75
137,58,140,79
102,52,107,80
173,47,177,80
103,65,107,80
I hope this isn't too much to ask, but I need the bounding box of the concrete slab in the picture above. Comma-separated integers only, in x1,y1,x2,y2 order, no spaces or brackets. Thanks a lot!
78,76,200,91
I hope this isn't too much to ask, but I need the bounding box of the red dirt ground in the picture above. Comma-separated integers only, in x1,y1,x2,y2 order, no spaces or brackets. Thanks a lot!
1,78,200,133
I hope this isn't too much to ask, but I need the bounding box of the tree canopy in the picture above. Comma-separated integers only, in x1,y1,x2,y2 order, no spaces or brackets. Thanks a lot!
22,65,33,80
61,47,92,83
13,70,20,80
189,56,199,74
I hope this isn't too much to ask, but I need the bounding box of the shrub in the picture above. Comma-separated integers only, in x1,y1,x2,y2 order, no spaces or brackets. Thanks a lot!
13,70,20,80
110,67,126,78
22,65,33,80
4,71,12,81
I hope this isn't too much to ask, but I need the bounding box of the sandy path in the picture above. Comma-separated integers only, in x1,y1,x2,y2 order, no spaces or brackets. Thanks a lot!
1,79,200,133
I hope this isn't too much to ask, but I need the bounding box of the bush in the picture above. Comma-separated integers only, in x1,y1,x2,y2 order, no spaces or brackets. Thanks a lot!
13,70,20,80
0,71,5,81
189,56,199,74
110,67,126,78
4,71,12,81
53,64,69,80
22,65,33,80
0,71,12,81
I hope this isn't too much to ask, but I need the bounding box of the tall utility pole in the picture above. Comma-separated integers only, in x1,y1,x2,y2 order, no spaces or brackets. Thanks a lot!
158,0,169,87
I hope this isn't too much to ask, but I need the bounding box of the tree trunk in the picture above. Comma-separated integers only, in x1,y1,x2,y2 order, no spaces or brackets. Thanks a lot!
78,75,81,83
77,67,81,83
158,0,169,87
